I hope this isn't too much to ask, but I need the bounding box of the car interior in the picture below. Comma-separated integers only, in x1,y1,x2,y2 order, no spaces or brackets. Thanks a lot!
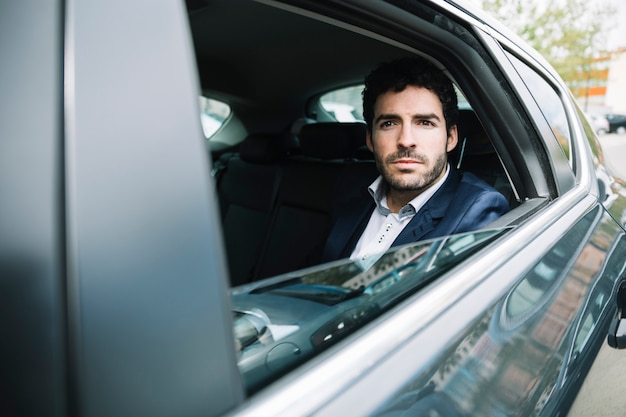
185,0,553,287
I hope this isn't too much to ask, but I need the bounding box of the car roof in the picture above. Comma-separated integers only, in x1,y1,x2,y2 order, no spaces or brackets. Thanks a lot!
187,1,417,131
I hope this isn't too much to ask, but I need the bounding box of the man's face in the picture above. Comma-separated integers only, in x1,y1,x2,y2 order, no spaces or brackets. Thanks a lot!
366,86,457,194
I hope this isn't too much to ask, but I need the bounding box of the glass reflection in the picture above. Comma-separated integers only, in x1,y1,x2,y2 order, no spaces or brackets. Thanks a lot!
231,229,506,394
374,206,625,417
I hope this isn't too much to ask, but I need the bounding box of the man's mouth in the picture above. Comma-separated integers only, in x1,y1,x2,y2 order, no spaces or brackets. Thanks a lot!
392,158,423,165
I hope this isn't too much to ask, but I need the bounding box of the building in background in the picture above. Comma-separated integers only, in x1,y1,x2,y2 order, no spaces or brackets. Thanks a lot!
569,47,626,116
605,48,626,114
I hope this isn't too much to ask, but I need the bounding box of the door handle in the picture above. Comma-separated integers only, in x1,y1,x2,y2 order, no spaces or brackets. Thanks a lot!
608,281,626,349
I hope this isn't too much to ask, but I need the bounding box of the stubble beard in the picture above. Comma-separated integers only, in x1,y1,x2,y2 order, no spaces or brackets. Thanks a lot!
376,149,448,193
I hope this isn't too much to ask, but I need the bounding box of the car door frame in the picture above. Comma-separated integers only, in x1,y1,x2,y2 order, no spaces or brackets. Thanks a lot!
2,1,245,417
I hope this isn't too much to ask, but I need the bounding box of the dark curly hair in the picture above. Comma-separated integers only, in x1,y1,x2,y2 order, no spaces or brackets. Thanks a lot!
362,56,458,135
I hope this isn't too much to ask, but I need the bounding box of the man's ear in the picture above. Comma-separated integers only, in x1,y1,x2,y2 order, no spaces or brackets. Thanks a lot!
366,130,374,152
446,125,458,152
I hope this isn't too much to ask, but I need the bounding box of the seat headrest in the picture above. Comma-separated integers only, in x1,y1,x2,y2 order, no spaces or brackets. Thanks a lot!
452,109,499,171
239,134,289,164
456,110,493,156
298,122,367,159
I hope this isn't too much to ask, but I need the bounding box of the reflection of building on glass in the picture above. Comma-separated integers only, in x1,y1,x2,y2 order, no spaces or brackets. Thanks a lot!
418,209,622,415
340,233,493,295
301,231,501,298
344,246,428,290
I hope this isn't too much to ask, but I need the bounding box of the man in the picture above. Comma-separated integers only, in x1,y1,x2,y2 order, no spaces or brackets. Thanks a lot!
321,56,509,264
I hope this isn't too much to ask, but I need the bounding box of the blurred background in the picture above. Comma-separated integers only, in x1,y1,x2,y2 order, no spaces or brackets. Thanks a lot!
476,0,625,117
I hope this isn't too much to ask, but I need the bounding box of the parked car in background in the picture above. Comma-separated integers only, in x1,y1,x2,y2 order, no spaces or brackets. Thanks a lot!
3,1,626,417
604,113,626,134
587,113,609,135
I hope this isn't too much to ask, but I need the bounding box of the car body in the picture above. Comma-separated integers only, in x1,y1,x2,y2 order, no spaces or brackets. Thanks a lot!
3,1,626,417
604,113,626,134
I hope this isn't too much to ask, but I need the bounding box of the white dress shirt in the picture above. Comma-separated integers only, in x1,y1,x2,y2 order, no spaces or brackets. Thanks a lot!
350,164,450,266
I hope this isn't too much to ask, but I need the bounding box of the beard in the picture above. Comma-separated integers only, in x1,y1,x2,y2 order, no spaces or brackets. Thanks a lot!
375,148,448,193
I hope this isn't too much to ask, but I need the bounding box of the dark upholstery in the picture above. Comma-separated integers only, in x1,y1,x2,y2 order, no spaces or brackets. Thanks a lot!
453,110,514,204
239,133,290,164
254,123,376,279
297,122,367,159
216,123,376,285
217,134,287,286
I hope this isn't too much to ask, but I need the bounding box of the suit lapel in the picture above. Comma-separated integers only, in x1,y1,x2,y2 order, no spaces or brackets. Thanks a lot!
393,209,436,245
392,169,461,246
335,199,375,259
321,185,376,262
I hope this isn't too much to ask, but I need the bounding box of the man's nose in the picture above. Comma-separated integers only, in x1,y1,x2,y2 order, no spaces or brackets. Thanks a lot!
397,125,416,148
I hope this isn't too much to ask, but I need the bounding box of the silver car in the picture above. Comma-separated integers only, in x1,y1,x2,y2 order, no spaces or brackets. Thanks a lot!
587,113,610,135
2,1,625,417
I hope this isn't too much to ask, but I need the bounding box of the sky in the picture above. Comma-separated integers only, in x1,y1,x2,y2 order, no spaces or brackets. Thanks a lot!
607,0,626,50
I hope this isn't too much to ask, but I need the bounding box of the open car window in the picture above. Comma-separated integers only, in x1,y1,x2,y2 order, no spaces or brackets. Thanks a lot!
231,227,509,394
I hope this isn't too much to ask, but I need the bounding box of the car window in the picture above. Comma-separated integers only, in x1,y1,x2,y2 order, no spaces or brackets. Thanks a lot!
320,86,364,122
199,96,230,138
505,53,572,164
320,85,471,122
231,228,508,394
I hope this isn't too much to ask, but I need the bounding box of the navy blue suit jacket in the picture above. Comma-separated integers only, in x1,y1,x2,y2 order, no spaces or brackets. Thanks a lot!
320,168,510,262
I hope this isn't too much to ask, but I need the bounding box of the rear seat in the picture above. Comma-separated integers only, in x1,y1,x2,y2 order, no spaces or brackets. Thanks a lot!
453,109,517,206
216,133,289,286
216,113,515,286
254,123,377,280
216,123,376,286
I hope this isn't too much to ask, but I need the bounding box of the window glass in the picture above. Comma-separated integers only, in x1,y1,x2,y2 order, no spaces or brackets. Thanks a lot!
320,85,470,122
199,96,230,138
320,86,364,122
231,228,507,394
456,87,471,110
506,53,572,162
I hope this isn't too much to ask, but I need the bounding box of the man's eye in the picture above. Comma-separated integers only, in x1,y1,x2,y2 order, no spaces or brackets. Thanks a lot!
418,120,433,126
380,120,394,128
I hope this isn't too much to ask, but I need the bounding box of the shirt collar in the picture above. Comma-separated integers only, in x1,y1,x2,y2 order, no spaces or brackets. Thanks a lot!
367,164,450,220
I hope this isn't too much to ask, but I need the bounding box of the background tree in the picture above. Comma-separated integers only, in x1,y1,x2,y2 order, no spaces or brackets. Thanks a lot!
480,0,616,107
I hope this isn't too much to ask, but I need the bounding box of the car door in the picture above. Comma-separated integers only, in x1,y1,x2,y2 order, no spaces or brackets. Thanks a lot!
1,1,244,416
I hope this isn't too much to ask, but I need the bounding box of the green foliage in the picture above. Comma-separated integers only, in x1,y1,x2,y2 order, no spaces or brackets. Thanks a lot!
480,0,617,85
